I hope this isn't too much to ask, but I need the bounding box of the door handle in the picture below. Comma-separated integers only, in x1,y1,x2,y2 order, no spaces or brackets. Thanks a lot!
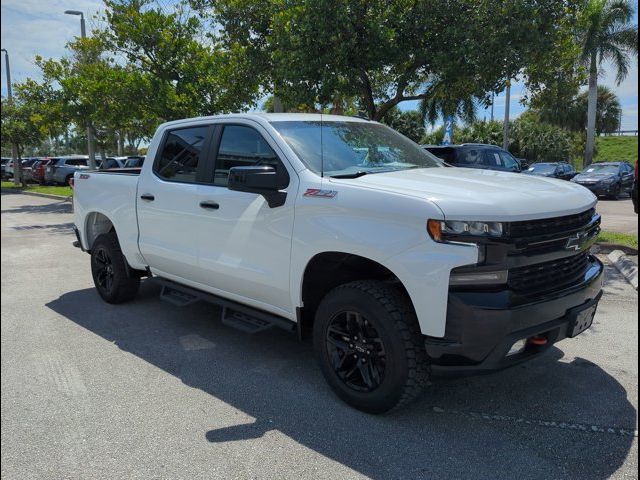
140,194,155,201
199,201,220,210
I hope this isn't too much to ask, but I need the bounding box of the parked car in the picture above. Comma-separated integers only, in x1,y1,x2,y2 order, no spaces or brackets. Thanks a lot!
523,162,577,180
4,159,15,179
32,158,57,184
20,158,39,183
632,160,638,214
73,114,603,413
1,157,10,179
571,161,635,199
100,157,128,170
423,144,525,172
44,156,90,185
123,156,145,168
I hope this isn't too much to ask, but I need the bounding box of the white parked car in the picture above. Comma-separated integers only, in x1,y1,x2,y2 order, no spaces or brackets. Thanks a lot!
73,114,603,413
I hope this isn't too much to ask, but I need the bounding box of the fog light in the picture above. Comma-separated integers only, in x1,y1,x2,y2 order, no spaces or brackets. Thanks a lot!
507,339,527,356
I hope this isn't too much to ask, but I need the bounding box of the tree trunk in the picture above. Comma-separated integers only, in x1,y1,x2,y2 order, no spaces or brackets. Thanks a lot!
117,131,124,156
584,52,598,167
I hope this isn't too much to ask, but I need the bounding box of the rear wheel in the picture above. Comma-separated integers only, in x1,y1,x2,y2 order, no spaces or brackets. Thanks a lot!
91,232,140,304
313,280,429,413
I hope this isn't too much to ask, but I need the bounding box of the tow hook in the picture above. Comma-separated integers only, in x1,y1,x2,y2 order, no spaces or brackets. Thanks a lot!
527,335,548,346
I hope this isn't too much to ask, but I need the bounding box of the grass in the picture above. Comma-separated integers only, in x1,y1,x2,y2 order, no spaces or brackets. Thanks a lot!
597,230,638,250
1,181,73,197
595,136,638,163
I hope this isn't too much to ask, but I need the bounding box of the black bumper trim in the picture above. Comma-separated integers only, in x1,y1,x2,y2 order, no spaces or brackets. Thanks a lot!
426,256,604,376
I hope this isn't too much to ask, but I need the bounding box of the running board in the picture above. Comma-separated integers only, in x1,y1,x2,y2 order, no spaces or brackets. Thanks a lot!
156,278,296,334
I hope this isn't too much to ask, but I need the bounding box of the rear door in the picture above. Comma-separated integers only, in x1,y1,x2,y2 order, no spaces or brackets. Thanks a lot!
194,121,297,315
137,124,215,281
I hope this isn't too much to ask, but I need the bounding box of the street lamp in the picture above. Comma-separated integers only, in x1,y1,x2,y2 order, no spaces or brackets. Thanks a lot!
64,9,96,169
1,48,20,184
64,10,86,38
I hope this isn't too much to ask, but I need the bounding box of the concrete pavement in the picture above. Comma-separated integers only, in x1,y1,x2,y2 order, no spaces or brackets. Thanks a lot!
596,197,638,236
1,192,638,480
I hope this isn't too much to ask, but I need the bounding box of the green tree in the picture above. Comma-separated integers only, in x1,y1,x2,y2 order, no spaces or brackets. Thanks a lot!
537,85,623,135
201,0,579,120
102,0,261,119
1,97,44,185
380,108,425,143
578,0,638,166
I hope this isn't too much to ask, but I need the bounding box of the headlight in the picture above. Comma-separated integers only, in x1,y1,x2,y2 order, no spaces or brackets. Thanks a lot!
600,177,617,184
427,219,505,243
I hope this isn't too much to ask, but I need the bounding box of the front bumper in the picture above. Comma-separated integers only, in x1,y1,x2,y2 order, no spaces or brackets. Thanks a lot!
574,182,617,196
426,255,604,376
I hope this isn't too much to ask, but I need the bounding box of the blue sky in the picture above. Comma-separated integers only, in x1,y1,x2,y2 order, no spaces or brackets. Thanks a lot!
1,0,637,130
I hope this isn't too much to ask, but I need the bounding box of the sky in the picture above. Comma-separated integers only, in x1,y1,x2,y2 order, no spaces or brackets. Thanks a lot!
1,0,638,131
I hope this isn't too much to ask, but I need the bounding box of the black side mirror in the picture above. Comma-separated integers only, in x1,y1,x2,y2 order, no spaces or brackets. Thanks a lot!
228,165,289,208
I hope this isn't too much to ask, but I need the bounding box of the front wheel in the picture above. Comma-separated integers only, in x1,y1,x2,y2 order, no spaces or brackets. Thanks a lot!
608,183,621,200
91,232,140,304
313,280,429,413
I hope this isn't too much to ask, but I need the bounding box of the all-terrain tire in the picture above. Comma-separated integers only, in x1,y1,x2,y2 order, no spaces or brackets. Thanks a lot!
91,232,140,304
313,280,430,413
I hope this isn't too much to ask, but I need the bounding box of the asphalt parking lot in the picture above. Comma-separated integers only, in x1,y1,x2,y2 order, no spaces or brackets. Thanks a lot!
1,192,638,480
596,196,638,236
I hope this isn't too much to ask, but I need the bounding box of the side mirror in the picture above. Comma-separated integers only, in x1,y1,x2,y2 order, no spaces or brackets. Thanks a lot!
228,165,289,208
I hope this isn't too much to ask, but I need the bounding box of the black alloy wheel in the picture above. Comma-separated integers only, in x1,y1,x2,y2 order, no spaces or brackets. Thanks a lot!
326,310,386,392
93,246,115,295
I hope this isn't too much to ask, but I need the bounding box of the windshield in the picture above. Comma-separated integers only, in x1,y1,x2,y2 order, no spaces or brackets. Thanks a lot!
583,164,619,175
528,163,557,173
271,120,442,176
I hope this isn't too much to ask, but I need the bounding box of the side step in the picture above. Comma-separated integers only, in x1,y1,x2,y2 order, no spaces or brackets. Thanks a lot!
156,278,296,334
160,285,199,307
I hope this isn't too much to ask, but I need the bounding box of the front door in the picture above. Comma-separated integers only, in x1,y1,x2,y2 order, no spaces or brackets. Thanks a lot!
195,122,297,316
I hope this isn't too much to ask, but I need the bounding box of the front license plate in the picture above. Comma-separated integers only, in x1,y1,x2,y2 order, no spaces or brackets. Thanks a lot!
569,304,597,337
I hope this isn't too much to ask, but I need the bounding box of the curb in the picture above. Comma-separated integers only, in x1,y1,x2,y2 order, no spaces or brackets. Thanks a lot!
608,250,638,290
593,243,639,256
1,188,72,202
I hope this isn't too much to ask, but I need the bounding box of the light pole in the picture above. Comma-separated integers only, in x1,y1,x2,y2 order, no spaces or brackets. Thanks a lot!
1,48,20,184
64,10,96,169
502,80,511,150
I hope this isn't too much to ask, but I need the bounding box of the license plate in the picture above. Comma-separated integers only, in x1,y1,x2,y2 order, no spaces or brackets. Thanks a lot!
569,304,597,337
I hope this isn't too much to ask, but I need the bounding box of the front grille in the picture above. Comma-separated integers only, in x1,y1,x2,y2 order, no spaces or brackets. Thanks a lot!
508,251,590,295
509,209,596,238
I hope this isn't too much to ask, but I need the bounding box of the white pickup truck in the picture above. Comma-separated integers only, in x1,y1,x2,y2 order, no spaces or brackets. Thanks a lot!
73,113,603,413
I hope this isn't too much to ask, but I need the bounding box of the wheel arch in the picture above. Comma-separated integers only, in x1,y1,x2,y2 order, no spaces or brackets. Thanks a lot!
297,251,415,339
84,211,116,251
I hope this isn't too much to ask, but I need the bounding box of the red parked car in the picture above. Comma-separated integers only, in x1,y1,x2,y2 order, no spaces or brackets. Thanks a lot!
32,158,58,184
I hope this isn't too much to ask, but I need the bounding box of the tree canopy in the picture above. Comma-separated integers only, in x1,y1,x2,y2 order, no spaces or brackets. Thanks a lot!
196,0,582,120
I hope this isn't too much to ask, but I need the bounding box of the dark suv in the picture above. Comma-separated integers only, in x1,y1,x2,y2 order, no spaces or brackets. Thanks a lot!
571,161,635,199
423,144,525,172
523,162,577,180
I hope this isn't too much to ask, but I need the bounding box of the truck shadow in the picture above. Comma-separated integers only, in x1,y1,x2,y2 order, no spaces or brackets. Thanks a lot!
46,282,636,480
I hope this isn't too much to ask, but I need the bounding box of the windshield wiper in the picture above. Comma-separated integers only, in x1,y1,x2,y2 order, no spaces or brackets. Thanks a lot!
330,171,370,179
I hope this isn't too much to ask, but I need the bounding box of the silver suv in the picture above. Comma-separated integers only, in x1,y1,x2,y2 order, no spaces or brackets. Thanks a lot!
44,156,90,185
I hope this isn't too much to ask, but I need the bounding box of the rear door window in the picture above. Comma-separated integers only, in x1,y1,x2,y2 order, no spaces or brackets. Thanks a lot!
457,148,486,167
154,126,209,183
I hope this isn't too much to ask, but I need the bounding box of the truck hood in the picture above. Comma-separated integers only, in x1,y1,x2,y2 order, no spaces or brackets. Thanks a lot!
330,167,597,221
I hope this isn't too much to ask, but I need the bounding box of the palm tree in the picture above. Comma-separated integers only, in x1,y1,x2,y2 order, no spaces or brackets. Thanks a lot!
418,82,478,129
579,0,638,166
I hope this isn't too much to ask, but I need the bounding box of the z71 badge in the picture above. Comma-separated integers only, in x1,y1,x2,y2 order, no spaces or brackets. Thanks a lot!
303,189,338,198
